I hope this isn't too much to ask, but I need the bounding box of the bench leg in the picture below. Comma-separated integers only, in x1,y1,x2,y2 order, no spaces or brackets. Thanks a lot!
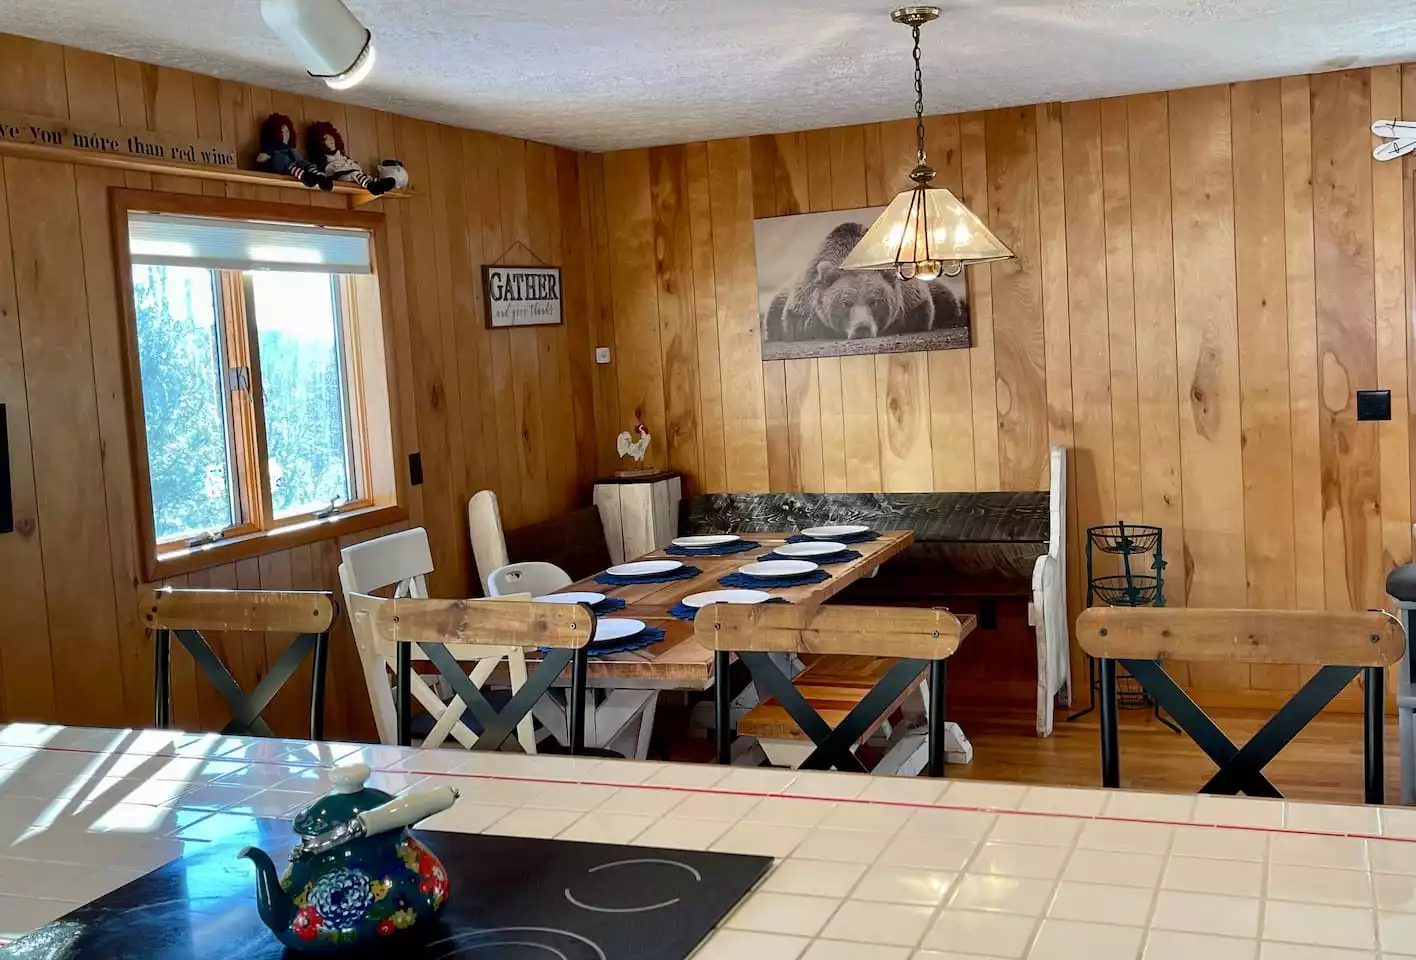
1366,665,1385,805
1099,657,1120,788
715,651,733,765
928,659,947,778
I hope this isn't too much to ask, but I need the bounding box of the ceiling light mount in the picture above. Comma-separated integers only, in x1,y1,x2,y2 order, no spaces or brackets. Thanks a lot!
890,6,942,28
261,0,378,91
841,5,1013,282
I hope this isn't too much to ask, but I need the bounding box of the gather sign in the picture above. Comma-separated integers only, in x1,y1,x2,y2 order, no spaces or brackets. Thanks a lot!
0,110,238,169
481,265,563,328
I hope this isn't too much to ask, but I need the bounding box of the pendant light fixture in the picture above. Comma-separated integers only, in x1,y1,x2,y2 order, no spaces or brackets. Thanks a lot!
841,6,1014,281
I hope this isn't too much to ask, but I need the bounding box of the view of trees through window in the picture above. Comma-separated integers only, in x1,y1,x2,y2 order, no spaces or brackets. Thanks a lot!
132,265,235,542
250,272,353,519
133,265,355,544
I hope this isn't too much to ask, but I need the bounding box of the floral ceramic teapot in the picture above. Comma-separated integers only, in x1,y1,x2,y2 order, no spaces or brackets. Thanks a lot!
239,763,458,954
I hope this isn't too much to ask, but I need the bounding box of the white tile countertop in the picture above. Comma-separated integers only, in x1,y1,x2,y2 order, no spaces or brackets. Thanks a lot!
0,724,1415,958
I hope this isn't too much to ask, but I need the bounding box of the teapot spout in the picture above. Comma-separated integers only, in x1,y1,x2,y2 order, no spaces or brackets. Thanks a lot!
239,846,296,934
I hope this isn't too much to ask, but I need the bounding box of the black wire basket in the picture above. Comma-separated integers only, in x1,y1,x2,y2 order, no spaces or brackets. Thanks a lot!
1089,524,1162,556
1116,667,1150,709
1091,575,1160,606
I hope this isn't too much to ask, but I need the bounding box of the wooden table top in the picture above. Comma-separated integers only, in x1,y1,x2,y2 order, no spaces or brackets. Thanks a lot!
532,530,916,689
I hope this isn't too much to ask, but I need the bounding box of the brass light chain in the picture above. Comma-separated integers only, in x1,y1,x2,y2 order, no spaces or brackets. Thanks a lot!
912,23,927,164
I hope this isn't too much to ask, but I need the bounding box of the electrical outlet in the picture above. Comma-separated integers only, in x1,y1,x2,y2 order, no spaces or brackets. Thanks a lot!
595,346,612,364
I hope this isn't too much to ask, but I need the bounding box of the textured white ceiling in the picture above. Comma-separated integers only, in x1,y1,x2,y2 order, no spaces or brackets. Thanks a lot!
1,0,1412,151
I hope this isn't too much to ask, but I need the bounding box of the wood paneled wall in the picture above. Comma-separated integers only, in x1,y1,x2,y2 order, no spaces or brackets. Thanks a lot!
0,34,600,739
585,66,1416,699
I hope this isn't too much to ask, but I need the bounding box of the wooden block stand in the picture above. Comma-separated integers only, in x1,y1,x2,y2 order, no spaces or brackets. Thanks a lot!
593,471,683,566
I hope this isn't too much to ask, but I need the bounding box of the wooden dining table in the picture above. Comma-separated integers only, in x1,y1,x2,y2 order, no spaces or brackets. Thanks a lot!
534,529,916,691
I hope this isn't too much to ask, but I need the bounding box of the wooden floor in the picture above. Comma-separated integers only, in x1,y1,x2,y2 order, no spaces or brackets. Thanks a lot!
945,703,1405,806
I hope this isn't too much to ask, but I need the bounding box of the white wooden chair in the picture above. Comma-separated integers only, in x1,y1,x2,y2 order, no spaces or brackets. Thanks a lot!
488,561,572,598
468,491,510,595
339,527,535,752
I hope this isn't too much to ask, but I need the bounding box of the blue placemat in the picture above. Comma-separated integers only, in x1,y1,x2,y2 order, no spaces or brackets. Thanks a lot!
592,597,627,615
719,569,832,589
787,530,881,545
541,625,664,656
665,539,761,557
757,548,862,566
668,598,791,621
595,565,702,586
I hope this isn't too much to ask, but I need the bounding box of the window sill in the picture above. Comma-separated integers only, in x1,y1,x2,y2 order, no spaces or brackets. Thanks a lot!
146,504,407,582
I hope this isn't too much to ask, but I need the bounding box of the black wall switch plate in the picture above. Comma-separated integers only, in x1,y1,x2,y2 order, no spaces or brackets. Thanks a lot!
1357,390,1392,422
408,451,424,486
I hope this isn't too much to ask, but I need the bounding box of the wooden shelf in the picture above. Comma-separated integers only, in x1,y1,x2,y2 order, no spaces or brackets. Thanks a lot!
0,138,412,207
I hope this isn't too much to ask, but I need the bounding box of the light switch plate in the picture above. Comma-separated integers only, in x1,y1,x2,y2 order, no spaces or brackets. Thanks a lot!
595,346,612,364
1357,389,1392,421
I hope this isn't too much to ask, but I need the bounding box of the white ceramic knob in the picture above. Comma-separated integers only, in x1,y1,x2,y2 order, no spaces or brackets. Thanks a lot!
329,762,371,794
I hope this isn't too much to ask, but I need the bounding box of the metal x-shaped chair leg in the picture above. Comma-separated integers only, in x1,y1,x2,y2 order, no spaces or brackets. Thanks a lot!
157,628,328,739
398,642,590,753
1105,659,1361,799
734,652,932,773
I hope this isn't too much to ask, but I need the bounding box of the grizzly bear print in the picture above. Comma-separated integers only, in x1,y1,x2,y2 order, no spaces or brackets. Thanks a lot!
765,221,963,343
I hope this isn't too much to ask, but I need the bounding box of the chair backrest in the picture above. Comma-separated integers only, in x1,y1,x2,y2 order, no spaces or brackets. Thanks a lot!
140,587,334,633
697,603,968,661
340,527,434,598
1076,607,1406,666
468,491,510,593
353,594,595,650
487,561,572,598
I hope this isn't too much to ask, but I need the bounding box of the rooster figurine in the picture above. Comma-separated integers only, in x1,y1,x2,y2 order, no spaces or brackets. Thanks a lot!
617,424,651,464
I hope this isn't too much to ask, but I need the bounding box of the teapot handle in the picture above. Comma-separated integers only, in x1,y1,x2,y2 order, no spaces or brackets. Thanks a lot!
358,785,459,837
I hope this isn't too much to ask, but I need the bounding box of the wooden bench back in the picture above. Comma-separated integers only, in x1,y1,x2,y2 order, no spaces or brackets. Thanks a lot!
353,594,593,650
697,603,969,660
139,587,334,634
1076,607,1406,667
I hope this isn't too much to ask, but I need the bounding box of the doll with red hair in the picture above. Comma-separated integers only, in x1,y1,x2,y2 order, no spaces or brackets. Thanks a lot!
256,114,332,190
307,122,397,196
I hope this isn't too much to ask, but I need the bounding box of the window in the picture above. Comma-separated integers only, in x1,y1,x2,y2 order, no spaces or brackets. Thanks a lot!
116,193,404,579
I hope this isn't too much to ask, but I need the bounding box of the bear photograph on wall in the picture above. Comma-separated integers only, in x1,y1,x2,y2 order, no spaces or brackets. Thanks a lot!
756,206,970,360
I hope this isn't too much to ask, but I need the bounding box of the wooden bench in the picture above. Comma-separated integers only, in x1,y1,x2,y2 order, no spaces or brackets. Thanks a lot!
681,445,1068,735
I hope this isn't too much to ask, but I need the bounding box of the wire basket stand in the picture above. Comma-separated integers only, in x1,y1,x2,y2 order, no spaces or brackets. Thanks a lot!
1068,522,1179,730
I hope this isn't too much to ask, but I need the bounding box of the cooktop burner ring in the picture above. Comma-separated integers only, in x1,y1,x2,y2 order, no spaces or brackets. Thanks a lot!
563,858,704,914
423,926,608,960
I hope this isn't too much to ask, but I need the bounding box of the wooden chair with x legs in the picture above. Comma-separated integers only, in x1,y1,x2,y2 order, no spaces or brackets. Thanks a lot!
352,593,595,753
701,603,972,776
141,587,335,739
1078,606,1407,804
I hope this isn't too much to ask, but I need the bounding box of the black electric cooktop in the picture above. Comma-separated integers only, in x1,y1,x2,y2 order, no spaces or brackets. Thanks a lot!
1,819,772,959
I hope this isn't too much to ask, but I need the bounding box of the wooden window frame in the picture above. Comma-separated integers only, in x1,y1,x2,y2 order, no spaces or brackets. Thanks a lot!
111,189,407,581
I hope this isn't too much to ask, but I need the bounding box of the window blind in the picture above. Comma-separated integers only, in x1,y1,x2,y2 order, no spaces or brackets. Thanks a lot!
127,212,372,274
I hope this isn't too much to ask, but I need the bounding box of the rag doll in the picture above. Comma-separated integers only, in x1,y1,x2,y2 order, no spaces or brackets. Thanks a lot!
256,114,332,191
306,121,397,195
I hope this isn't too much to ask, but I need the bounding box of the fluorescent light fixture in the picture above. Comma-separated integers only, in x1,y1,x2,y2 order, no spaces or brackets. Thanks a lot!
260,0,377,90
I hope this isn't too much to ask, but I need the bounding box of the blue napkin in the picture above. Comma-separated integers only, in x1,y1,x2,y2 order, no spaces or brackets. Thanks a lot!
588,626,664,655
591,597,627,615
665,539,761,557
595,565,702,586
787,530,881,545
668,597,791,621
541,625,664,656
757,548,862,566
719,569,832,589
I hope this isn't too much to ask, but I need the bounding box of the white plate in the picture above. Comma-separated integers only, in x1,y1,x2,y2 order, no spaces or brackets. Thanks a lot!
606,559,684,577
672,534,741,549
738,559,819,578
682,589,773,609
775,541,848,559
802,524,871,539
533,592,606,605
593,618,646,642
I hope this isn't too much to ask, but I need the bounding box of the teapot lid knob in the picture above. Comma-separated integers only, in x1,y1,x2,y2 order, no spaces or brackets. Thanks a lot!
329,763,371,794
